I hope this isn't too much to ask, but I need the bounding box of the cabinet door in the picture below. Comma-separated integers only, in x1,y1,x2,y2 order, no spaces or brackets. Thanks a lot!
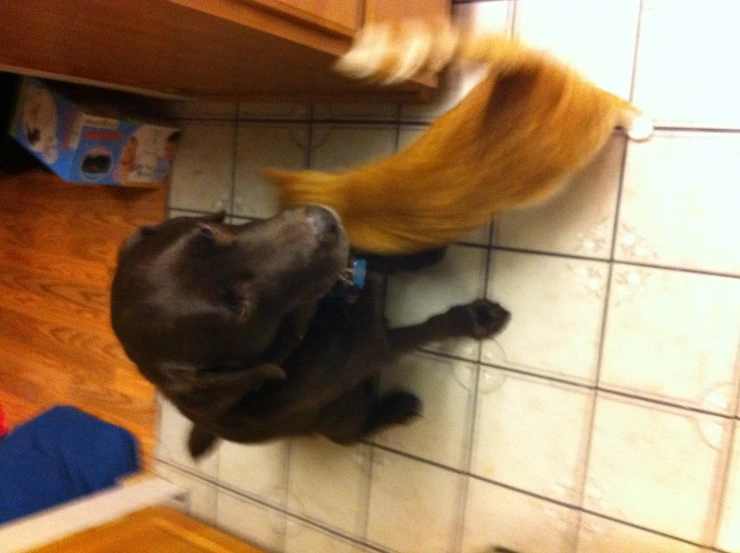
27,506,263,553
239,0,362,35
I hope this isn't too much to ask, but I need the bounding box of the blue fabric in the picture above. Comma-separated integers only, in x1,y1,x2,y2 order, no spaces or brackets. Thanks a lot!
0,405,140,524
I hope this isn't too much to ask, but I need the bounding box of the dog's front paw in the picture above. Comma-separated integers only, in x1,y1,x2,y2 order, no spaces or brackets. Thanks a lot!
448,299,511,339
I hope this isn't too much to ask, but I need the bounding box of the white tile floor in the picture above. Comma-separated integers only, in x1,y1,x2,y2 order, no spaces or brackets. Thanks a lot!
157,1,740,552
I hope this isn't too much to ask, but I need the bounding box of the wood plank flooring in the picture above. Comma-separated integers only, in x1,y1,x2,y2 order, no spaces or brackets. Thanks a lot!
0,170,166,467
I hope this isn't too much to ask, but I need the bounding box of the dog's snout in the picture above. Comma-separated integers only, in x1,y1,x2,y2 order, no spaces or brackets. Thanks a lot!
306,206,341,239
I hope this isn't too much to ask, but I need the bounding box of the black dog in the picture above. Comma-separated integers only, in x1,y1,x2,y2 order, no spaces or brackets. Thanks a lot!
111,208,510,458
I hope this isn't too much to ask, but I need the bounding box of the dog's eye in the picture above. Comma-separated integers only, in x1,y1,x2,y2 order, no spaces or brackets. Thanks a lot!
225,291,249,322
226,296,240,313
198,222,234,246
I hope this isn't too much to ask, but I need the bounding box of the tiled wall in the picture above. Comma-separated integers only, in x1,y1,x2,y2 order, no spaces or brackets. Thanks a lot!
156,1,740,552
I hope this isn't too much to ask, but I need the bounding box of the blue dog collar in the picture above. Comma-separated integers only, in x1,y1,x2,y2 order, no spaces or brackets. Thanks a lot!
322,258,367,305
351,258,366,290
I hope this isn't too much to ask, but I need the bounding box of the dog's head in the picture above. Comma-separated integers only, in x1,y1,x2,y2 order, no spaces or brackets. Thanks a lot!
111,207,349,394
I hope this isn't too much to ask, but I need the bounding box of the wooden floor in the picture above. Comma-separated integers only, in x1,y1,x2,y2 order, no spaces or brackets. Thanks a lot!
0,170,166,467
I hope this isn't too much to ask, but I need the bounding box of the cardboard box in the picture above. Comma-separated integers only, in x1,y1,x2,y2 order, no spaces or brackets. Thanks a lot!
8,77,179,186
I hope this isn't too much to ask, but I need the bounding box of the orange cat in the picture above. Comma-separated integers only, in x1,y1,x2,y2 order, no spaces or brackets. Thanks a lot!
265,21,653,255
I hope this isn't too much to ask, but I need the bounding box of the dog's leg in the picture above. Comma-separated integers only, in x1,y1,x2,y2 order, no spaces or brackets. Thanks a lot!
315,379,421,443
312,379,375,443
387,299,510,352
350,271,387,336
362,390,422,435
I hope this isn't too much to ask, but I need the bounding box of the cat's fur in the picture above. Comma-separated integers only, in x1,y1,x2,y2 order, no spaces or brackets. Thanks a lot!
265,20,653,255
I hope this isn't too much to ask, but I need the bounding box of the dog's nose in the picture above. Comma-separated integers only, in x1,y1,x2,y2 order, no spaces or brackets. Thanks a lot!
306,205,340,238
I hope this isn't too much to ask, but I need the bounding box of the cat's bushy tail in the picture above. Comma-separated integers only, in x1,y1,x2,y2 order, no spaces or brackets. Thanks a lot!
335,19,653,142
334,19,543,85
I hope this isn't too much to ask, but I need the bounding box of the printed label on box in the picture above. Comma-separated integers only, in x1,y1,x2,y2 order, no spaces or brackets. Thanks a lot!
8,77,179,187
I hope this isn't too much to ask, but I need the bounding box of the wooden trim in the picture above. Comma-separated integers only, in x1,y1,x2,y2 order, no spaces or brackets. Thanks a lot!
165,0,349,54
364,0,451,24
0,0,440,101
25,507,265,553
0,64,191,101
236,0,361,37
0,477,184,553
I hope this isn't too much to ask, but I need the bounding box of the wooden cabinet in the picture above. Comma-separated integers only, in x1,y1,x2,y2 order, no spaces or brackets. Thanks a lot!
0,0,450,102
240,0,363,35
27,507,263,553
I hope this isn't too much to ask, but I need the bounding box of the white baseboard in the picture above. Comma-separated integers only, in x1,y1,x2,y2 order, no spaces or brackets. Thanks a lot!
0,476,185,553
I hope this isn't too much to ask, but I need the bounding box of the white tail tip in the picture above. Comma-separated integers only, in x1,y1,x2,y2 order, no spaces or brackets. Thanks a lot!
627,114,654,142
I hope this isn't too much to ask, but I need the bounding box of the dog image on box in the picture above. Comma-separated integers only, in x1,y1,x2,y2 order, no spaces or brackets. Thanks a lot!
21,85,58,163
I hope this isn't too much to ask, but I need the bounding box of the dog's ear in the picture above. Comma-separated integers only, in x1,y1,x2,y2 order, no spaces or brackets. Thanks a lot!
188,425,219,459
157,362,286,460
160,361,286,393
195,211,227,223
139,222,165,236
139,211,227,236
157,361,286,417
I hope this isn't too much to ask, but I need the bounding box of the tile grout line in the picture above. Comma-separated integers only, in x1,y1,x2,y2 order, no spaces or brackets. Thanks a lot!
220,111,236,542
305,119,404,129
359,122,401,549
358,109,402,549
164,123,177,214
174,113,740,134
454,0,512,528
486,244,740,280
350,445,732,553
227,114,239,217
418,344,740,421
449,229,492,553
608,259,740,280
705,343,740,546
455,218,496,553
571,261,613,549
572,90,635,542
651,125,740,134
732,347,740,420
627,0,645,104
165,218,738,285
158,449,732,553
464,472,730,553
704,413,738,548
277,440,290,552
451,2,517,550
277,102,319,553
570,1,646,530
157,458,392,553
